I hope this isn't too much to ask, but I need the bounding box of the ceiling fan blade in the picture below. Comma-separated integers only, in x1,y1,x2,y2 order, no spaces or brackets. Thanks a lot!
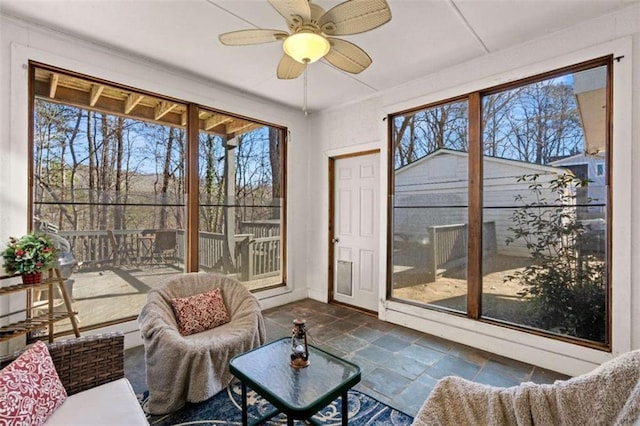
324,38,372,74
318,0,391,36
277,54,307,79
268,0,311,29
219,29,288,46
309,2,326,23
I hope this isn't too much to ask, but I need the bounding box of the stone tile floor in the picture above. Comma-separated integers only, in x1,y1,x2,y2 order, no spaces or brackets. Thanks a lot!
125,298,569,418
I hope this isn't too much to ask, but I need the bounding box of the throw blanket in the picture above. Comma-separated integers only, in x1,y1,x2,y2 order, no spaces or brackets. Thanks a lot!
413,350,640,426
138,273,266,415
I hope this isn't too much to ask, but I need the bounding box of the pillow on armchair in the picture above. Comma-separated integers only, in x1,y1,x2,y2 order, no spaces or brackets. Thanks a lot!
0,340,67,425
171,287,230,335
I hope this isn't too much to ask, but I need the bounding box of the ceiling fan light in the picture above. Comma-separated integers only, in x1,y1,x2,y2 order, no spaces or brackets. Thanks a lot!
283,32,330,64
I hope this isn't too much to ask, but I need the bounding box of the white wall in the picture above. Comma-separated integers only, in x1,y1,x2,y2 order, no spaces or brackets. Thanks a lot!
306,96,387,302
309,5,639,375
0,15,310,351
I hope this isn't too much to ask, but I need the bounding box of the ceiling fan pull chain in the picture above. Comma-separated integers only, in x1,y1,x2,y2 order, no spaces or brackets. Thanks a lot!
303,65,308,116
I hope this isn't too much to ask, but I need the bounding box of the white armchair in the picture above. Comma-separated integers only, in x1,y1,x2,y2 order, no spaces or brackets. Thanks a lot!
138,273,265,415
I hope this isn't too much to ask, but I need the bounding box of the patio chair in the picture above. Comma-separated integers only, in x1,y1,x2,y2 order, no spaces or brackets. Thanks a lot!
137,229,156,263
107,230,136,265
138,272,266,415
152,229,177,264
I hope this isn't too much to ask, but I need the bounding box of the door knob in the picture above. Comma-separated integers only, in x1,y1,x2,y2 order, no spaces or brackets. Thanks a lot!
332,238,340,243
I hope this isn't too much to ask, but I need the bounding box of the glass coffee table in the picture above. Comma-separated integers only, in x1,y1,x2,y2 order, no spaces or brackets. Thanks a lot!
230,337,361,426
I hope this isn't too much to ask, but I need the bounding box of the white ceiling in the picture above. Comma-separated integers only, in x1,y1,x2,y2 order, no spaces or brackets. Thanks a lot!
1,0,637,112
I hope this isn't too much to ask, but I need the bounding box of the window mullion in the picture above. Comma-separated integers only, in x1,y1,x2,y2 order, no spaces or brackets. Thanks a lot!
467,92,483,319
185,103,200,272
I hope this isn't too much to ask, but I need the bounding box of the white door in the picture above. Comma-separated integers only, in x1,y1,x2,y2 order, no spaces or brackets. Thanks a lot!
332,153,380,312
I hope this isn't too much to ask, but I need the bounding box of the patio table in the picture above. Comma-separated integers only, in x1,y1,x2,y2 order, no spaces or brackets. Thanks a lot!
230,337,361,426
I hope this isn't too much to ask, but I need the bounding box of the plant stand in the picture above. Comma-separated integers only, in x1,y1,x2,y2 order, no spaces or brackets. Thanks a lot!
0,268,80,343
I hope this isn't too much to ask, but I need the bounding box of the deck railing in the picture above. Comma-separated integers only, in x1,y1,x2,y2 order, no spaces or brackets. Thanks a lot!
59,225,282,282
422,221,496,282
238,236,281,280
59,229,142,266
239,221,280,238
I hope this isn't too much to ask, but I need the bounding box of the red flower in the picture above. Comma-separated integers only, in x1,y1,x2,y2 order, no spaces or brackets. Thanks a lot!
16,249,24,256
42,247,51,253
36,262,43,268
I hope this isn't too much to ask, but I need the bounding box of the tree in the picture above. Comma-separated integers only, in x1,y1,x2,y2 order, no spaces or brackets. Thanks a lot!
199,133,224,233
268,127,281,219
504,173,606,342
158,126,178,229
32,97,282,271
498,81,583,164
33,101,83,230
482,90,520,157
393,100,468,169
393,114,415,168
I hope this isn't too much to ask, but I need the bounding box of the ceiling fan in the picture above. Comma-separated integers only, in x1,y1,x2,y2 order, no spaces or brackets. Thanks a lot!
219,0,392,79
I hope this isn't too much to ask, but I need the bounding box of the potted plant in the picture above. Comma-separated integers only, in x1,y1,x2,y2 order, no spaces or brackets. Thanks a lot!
1,233,57,284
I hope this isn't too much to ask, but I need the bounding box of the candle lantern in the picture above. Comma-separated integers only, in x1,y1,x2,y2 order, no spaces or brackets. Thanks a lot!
290,318,310,368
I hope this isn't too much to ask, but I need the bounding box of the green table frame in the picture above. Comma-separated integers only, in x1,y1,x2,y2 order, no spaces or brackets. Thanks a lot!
230,337,361,425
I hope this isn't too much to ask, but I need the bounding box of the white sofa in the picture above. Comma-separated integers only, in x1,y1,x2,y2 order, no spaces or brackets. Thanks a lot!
0,332,148,425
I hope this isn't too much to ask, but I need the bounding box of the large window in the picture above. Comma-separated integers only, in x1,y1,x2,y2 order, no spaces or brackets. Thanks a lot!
30,63,286,334
392,99,469,312
197,107,284,289
389,57,611,348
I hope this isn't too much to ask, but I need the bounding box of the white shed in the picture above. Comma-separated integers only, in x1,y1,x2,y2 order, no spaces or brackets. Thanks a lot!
394,149,570,257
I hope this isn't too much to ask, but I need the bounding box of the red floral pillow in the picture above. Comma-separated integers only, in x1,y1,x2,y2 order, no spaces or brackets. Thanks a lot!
171,288,231,336
0,340,67,426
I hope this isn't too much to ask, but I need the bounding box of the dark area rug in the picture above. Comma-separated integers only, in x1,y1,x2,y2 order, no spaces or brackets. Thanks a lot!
138,381,413,425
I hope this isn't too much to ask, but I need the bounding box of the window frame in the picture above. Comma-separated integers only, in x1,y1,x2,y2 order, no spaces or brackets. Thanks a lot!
28,61,288,332
387,55,613,351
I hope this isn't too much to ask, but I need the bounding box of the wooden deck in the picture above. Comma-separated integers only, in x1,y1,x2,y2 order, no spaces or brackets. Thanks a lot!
49,265,281,335
36,224,284,335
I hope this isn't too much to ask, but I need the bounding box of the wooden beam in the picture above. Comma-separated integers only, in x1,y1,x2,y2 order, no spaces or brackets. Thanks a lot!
124,94,143,114
226,120,255,134
204,115,231,131
34,81,183,127
89,84,104,107
181,112,187,127
230,123,263,138
49,73,59,98
154,101,177,120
